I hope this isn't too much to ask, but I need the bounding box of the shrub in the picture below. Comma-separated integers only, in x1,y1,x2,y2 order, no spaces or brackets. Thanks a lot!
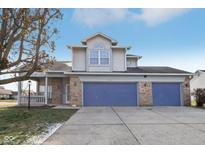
193,88,205,107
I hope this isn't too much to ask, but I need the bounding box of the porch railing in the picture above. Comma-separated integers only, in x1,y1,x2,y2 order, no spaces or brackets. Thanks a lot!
19,95,45,106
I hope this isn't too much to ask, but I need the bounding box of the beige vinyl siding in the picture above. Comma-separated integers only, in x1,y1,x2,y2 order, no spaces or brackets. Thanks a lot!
86,35,112,49
72,48,86,71
86,35,112,72
112,48,126,71
127,58,138,67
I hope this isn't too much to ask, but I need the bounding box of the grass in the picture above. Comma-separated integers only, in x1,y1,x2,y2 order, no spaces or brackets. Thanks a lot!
0,99,17,102
0,102,17,108
0,107,77,144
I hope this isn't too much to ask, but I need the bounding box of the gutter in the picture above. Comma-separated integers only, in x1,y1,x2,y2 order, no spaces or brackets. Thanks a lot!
31,71,193,77
64,71,193,76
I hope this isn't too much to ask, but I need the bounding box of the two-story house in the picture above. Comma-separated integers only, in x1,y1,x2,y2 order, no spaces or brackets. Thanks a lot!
17,33,192,106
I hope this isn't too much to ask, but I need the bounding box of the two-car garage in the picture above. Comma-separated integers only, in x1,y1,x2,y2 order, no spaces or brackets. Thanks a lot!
83,82,182,106
83,82,137,106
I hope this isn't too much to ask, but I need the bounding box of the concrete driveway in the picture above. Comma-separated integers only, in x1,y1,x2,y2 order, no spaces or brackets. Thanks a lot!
44,107,205,145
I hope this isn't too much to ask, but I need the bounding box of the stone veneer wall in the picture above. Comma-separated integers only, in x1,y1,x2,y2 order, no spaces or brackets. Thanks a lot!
37,77,62,104
69,75,82,106
183,77,191,106
138,82,152,106
51,78,62,104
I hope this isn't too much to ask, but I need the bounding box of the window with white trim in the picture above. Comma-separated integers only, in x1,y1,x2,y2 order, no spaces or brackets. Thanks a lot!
90,49,99,65
39,85,52,98
100,50,109,64
89,49,109,65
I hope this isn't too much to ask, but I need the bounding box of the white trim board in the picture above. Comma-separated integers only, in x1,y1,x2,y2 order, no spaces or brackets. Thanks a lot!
79,75,186,82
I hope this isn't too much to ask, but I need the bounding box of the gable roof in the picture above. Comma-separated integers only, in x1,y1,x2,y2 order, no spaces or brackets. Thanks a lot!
126,54,142,59
81,32,118,45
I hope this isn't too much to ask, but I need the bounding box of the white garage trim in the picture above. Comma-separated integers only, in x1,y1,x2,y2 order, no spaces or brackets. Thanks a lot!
81,83,84,106
137,83,140,106
81,82,139,106
79,75,186,82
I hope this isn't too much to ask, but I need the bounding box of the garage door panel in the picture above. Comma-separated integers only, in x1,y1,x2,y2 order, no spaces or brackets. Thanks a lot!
83,82,137,106
152,83,181,106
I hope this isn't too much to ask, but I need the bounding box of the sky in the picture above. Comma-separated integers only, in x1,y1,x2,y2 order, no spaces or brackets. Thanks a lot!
2,8,205,90
54,8,205,71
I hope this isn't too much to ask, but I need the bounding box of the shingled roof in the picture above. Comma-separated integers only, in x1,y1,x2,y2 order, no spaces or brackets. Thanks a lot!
126,54,142,59
44,61,191,74
126,67,191,74
48,61,72,72
0,86,13,95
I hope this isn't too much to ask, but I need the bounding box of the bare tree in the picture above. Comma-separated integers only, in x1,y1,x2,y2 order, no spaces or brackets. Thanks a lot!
0,8,62,84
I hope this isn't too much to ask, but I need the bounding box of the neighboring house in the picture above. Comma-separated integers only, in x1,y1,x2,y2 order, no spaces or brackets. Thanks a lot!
190,70,205,93
21,90,36,96
12,91,18,100
17,32,192,106
0,86,13,99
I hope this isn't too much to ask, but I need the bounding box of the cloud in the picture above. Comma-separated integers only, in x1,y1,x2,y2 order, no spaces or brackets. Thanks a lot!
72,9,129,28
72,8,191,27
133,8,191,26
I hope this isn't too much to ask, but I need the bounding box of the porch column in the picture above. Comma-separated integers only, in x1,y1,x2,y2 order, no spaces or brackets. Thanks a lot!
45,75,48,105
36,80,39,95
17,81,22,105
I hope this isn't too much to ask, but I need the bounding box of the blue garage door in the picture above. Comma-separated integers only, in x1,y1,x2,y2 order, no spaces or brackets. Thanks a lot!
83,82,137,106
152,83,181,106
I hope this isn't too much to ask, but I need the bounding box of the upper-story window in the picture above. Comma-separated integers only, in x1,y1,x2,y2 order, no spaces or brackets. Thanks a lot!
89,43,110,65
89,50,110,65
90,49,99,64
100,50,109,64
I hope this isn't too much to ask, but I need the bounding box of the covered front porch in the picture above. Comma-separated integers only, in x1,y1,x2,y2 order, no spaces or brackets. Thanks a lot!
17,72,70,106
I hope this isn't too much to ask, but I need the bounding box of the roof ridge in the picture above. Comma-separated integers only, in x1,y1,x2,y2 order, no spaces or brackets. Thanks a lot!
81,32,118,45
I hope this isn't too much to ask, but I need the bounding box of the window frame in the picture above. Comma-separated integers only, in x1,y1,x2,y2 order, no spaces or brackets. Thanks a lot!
89,49,99,65
89,49,110,65
39,85,52,98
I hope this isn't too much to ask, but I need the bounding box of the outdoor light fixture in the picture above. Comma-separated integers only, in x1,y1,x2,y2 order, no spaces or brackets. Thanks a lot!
28,80,31,110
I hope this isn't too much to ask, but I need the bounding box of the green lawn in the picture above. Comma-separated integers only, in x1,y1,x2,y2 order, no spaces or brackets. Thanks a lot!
0,107,77,144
